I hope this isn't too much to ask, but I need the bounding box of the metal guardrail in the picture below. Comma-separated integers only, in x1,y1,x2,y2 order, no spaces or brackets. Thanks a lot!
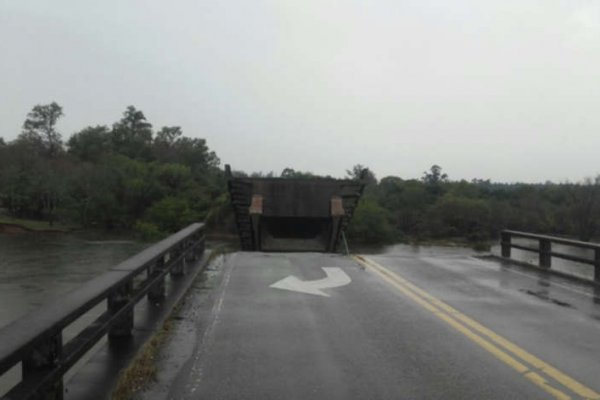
0,223,205,400
500,229,600,282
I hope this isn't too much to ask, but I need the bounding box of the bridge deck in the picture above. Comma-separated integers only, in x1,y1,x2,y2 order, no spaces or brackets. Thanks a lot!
140,249,600,400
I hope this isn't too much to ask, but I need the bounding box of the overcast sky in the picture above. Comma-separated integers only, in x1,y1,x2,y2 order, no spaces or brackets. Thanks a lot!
1,1,599,183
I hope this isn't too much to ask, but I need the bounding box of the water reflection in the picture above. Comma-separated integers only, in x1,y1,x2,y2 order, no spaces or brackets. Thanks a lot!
0,232,146,329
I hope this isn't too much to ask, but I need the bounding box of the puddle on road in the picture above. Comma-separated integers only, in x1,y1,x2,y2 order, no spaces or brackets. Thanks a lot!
519,289,574,308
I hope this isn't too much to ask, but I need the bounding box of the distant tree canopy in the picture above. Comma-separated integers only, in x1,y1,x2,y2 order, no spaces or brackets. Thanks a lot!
18,102,64,158
67,125,112,162
3,103,600,245
422,164,448,185
346,164,377,186
0,103,226,238
344,164,600,245
280,168,317,179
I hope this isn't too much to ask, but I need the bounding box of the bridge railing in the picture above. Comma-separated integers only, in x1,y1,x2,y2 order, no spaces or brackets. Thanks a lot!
500,229,600,282
0,222,205,400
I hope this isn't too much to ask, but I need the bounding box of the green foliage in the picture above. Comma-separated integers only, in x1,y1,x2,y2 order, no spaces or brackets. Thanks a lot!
346,164,377,186
18,102,64,158
111,106,154,160
346,197,395,244
348,166,600,244
143,197,196,233
67,125,111,162
280,168,316,179
426,195,491,240
0,103,224,235
5,102,600,246
134,221,163,241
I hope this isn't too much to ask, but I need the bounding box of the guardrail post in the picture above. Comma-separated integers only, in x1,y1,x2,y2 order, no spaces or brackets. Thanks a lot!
108,280,133,338
595,249,600,282
172,243,187,276
539,239,552,268
501,231,511,258
196,234,205,259
23,333,63,400
148,255,166,301
190,235,199,261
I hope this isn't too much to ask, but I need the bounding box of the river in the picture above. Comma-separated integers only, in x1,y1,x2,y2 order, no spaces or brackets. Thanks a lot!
0,231,146,330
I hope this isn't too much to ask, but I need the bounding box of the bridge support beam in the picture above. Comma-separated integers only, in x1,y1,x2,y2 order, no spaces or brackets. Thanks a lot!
595,249,600,283
249,195,263,251
328,196,345,252
539,239,552,268
108,280,134,338
501,232,511,258
23,334,63,400
194,235,205,260
172,244,188,276
148,256,166,302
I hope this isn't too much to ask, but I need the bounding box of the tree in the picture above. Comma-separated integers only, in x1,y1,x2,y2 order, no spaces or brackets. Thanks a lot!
280,168,314,179
427,194,491,240
0,137,5,147
346,164,377,185
143,196,196,233
154,163,193,194
153,126,182,163
172,137,220,174
67,125,111,162
346,197,395,243
422,164,448,196
569,176,600,241
111,106,153,160
19,102,64,157
422,165,448,185
155,126,182,145
250,171,275,178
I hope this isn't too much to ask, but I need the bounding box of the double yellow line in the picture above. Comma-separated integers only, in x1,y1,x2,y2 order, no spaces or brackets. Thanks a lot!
352,255,600,400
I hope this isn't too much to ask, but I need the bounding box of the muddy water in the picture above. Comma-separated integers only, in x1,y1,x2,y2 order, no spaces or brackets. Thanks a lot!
0,231,146,329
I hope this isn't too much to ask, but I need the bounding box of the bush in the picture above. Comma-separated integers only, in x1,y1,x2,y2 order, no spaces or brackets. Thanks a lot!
134,221,163,241
143,196,197,233
426,195,491,240
346,197,396,244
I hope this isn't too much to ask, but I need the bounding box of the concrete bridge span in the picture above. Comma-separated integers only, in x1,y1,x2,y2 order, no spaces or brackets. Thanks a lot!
139,249,600,400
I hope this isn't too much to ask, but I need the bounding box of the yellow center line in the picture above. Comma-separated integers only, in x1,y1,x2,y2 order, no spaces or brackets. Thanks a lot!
352,255,600,400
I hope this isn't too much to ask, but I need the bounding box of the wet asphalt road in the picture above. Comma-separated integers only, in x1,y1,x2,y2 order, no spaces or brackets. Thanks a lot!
141,250,600,400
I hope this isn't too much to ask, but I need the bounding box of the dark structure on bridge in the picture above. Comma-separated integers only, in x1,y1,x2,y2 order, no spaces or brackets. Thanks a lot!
226,166,365,252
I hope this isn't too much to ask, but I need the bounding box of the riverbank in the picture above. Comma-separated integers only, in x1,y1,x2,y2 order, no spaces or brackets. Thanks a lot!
0,215,77,233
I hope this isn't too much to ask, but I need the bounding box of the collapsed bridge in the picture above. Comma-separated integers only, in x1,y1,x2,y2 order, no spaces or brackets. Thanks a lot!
226,166,365,252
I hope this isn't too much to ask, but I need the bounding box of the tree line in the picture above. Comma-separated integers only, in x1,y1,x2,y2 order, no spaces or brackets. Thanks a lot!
1,102,599,245
0,102,226,239
346,165,600,245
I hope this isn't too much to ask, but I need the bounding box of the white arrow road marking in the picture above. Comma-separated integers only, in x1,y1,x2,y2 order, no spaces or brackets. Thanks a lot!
269,267,351,297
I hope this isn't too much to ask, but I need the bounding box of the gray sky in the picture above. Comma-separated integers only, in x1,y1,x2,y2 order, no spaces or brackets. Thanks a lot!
1,0,599,183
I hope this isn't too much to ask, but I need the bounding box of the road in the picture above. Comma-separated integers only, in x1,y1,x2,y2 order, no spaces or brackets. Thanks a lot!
141,249,600,400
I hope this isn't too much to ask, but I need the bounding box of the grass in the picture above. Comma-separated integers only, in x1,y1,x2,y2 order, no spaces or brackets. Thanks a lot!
0,215,76,232
111,319,173,400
